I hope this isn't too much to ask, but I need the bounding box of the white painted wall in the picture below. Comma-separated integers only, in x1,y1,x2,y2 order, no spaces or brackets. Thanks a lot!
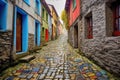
28,16,35,34
7,1,13,30
15,0,41,23
6,0,42,34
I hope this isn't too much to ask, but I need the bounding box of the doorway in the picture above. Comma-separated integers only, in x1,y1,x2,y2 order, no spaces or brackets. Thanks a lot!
35,21,40,46
16,13,22,52
35,22,38,46
74,24,78,48
45,29,49,41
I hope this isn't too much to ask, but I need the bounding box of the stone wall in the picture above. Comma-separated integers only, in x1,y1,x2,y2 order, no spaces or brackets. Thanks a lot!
28,33,35,50
68,26,74,47
0,31,12,57
0,31,12,69
79,0,120,76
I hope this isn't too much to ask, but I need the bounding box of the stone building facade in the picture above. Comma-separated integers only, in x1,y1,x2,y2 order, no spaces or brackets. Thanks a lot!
79,0,120,75
65,0,80,48
0,0,41,70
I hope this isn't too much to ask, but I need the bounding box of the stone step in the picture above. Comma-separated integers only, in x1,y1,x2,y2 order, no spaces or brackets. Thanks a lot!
19,55,35,62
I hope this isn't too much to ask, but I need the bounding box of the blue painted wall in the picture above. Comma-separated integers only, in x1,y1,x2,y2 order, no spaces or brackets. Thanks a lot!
14,6,28,54
23,0,30,5
35,20,41,46
35,0,40,15
0,0,8,31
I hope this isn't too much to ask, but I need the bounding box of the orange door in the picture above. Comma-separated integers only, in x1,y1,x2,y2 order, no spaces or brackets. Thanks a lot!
16,13,22,52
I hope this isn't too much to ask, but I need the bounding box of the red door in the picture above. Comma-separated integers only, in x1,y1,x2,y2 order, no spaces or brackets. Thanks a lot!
16,13,22,52
45,29,49,41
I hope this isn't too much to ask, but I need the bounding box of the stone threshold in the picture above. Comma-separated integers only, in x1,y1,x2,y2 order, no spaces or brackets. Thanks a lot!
19,55,35,62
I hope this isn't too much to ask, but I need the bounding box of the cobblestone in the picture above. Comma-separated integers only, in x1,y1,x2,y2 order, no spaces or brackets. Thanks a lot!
2,32,118,80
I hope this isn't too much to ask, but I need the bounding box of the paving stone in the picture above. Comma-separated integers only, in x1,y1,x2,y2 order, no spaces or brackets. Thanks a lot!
64,79,70,80
64,74,70,79
19,74,27,78
13,77,20,80
87,73,95,77
38,69,43,74
76,75,85,80
96,71,102,77
44,79,52,80
59,79,63,80
6,76,14,80
38,74,45,79
43,69,48,74
55,75,63,78
46,66,50,69
45,76,53,79
98,77,109,80
22,70,31,74
64,70,69,73
48,72,52,76
27,74,33,79
90,75,97,79
30,78,36,80
32,67,40,73
33,74,38,78
54,79,59,80
14,73,21,76
70,74,76,80
83,74,88,78
12,70,16,74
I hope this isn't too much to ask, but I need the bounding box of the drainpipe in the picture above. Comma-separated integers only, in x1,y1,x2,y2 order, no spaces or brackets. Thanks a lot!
10,0,16,66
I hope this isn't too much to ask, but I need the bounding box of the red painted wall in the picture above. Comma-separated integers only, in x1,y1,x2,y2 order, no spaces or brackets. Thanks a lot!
69,0,80,26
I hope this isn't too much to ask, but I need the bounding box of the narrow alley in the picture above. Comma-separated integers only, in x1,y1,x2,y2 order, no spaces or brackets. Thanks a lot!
1,31,117,80
1,0,120,80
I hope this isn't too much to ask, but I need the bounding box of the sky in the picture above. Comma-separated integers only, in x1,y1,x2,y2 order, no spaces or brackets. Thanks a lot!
45,0,66,17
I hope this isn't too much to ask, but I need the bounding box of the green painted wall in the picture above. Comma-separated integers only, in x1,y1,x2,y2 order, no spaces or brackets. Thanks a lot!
41,6,49,42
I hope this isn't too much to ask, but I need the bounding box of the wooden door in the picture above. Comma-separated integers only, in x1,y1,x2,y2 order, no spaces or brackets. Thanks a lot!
16,13,22,52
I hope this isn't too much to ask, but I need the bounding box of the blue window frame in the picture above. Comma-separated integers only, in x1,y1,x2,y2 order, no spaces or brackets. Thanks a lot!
0,0,8,31
35,0,40,15
23,0,30,6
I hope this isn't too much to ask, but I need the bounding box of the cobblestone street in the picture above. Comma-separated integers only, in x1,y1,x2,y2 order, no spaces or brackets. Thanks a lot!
2,31,118,80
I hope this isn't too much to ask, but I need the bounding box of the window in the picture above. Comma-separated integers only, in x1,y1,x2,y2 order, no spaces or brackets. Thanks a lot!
0,0,7,31
24,0,30,5
42,8,44,18
46,13,48,21
73,0,76,9
86,16,93,39
113,1,120,36
35,0,40,15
